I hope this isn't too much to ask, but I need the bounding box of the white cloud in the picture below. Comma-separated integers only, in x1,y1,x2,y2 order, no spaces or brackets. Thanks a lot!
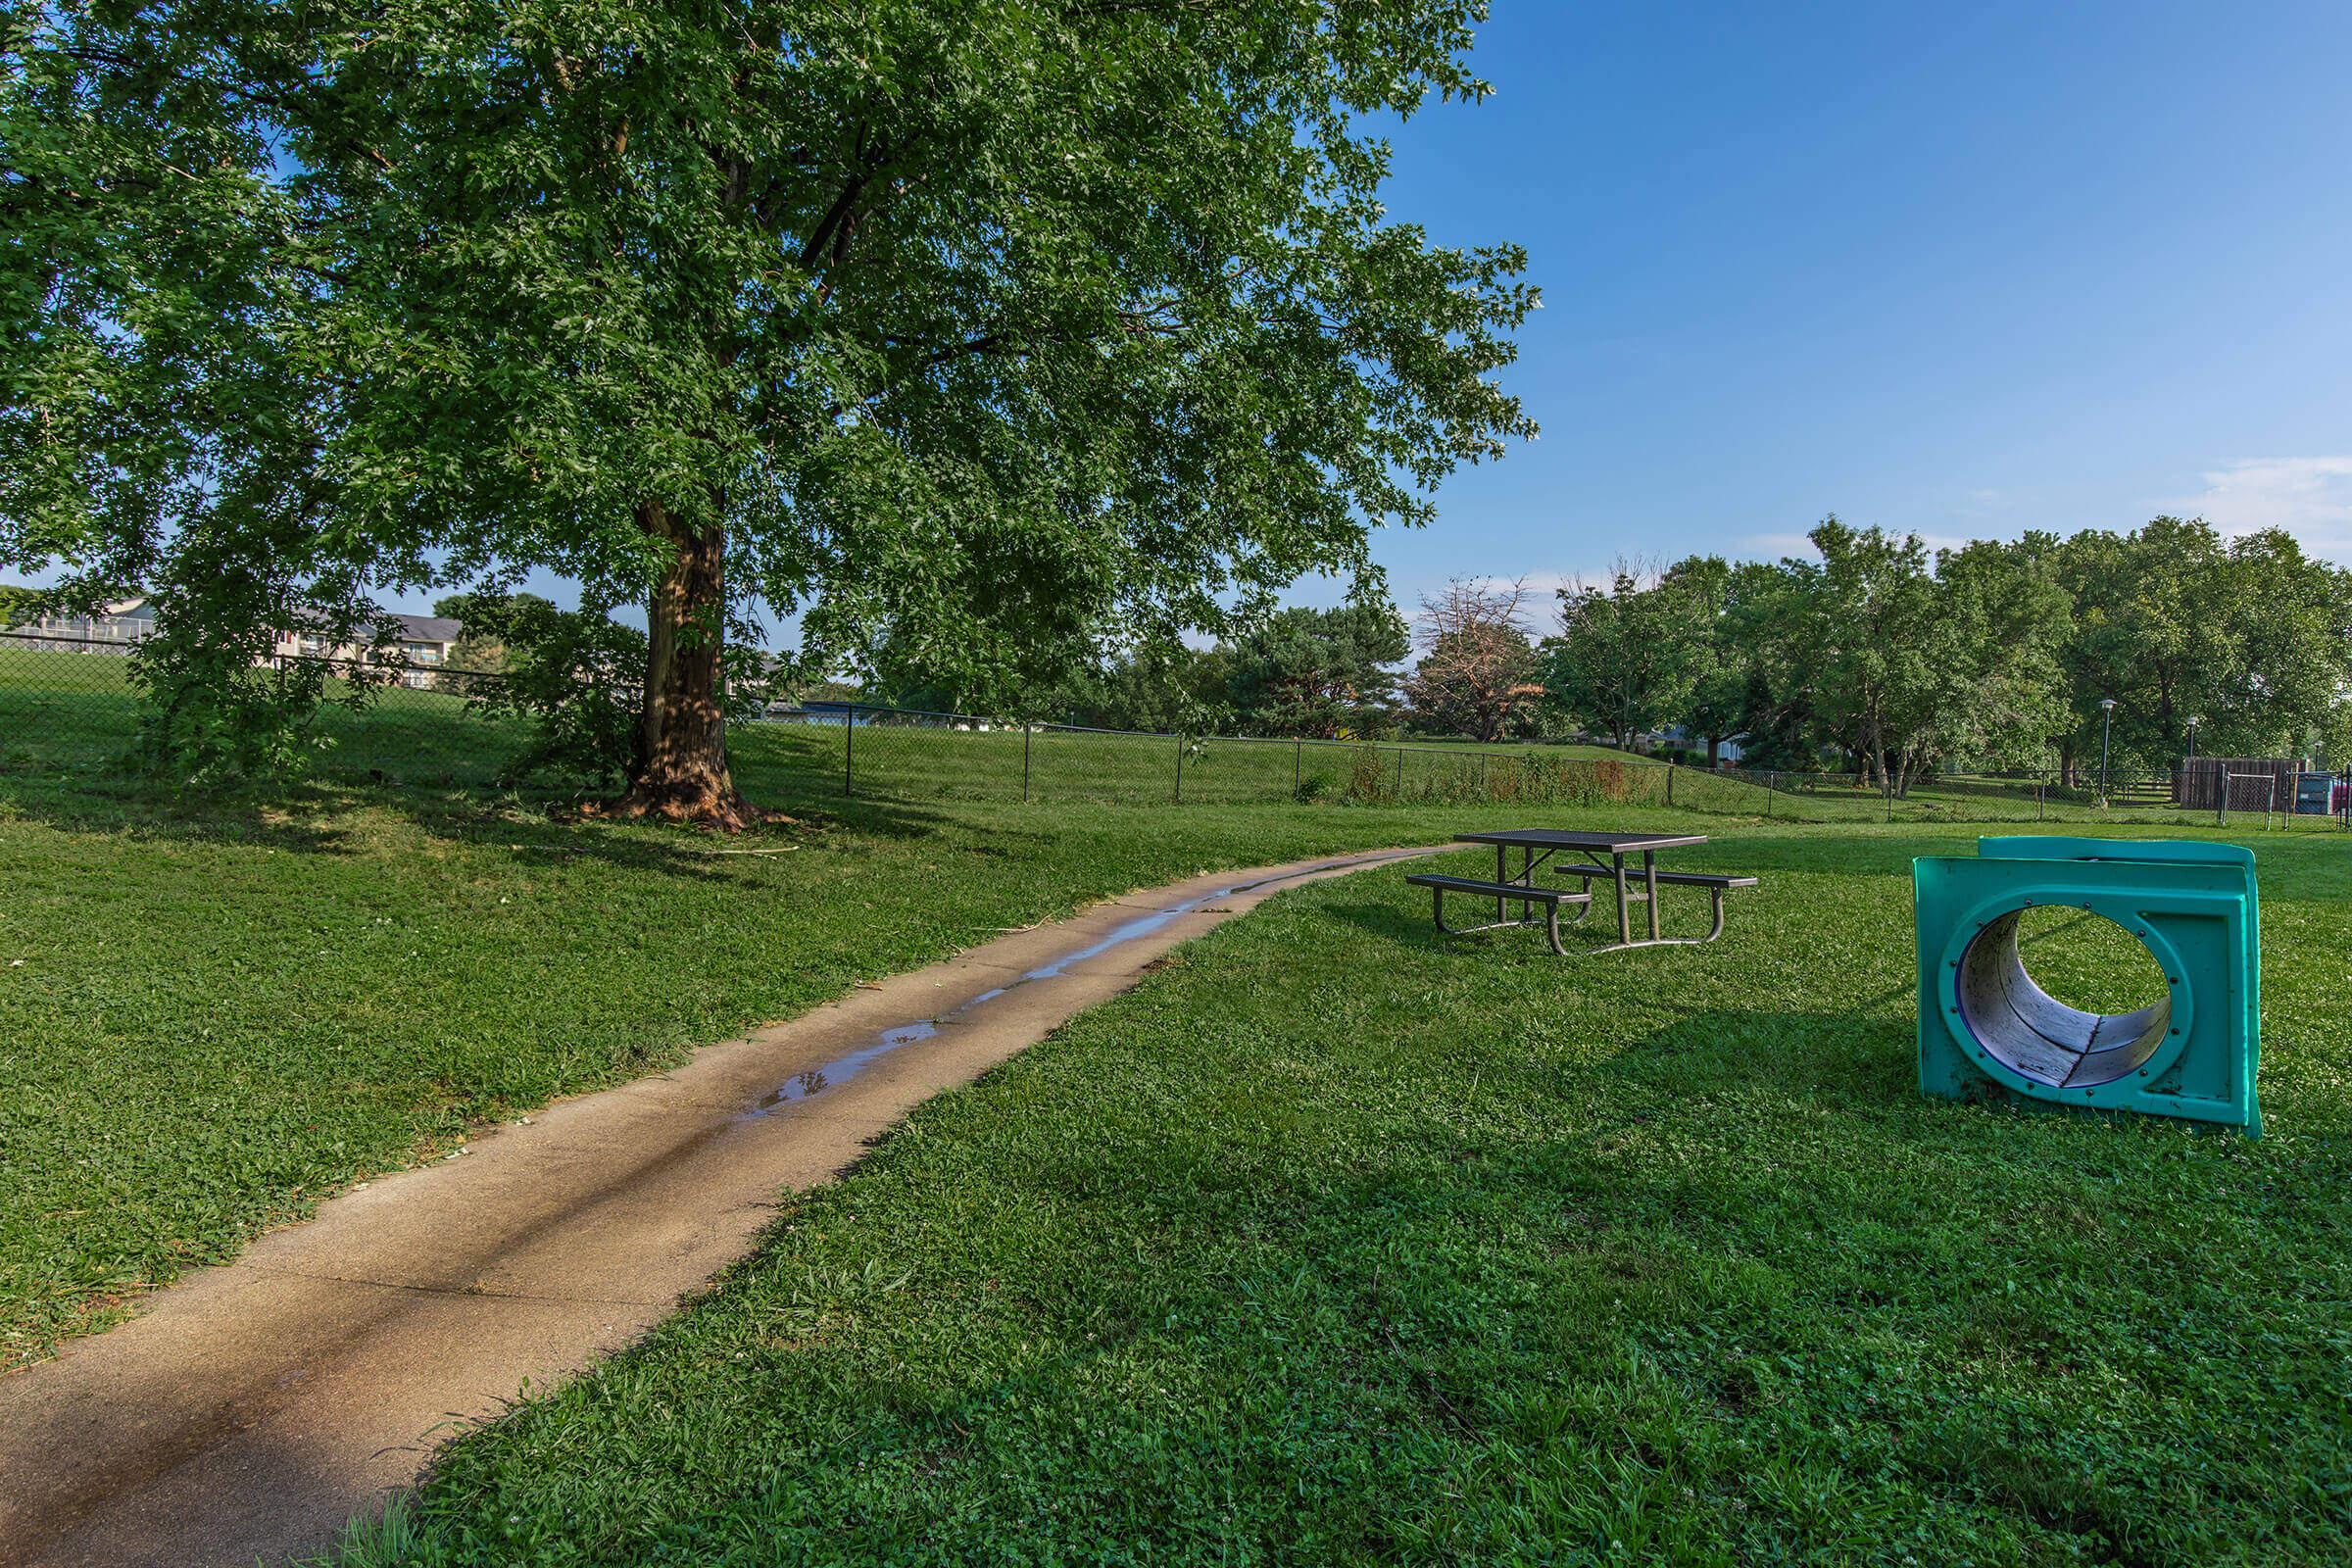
1392,567,1615,612
2171,457,2352,558
1483,568,1605,597
1738,531,1819,561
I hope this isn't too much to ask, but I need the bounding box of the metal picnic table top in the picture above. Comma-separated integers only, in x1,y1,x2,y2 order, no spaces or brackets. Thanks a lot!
1453,829,1708,855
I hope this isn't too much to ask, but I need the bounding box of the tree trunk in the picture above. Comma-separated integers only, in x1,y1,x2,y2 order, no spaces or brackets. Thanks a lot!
1706,734,1722,769
609,499,756,829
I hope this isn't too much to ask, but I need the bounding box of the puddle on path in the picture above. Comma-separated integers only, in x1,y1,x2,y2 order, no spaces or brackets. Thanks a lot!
742,852,1421,1115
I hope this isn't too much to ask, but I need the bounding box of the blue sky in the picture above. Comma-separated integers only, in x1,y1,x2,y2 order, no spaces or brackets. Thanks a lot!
23,3,2350,640
1338,0,2352,612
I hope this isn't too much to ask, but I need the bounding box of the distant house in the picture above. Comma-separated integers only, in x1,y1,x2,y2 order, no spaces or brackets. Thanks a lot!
272,613,465,689
10,598,158,652
1651,724,1745,766
4,597,468,691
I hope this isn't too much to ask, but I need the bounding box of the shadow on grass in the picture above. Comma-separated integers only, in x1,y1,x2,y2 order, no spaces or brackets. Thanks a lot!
0,762,978,879
1595,1006,1917,1109
1316,895,1918,1109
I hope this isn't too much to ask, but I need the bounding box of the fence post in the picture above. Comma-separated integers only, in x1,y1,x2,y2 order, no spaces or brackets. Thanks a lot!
1294,738,1301,797
1767,771,1777,819
1022,722,1032,804
1173,733,1184,804
844,704,856,798
2036,776,2045,822
1395,747,1403,800
1666,764,1675,808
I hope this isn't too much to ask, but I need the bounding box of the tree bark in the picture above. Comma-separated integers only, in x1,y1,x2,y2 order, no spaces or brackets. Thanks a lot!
608,498,755,828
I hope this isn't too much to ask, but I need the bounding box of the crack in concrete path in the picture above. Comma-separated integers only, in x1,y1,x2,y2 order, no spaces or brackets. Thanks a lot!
0,845,1440,1568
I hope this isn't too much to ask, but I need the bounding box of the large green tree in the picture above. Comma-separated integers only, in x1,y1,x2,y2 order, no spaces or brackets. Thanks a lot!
1763,518,1942,788
5,2,1536,823
1541,562,1707,752
2053,518,2352,779
1920,534,2072,774
1224,602,1407,738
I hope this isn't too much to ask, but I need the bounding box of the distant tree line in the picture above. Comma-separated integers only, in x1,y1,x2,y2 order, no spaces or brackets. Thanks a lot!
1544,515,2352,785
875,515,2350,781
880,603,1414,739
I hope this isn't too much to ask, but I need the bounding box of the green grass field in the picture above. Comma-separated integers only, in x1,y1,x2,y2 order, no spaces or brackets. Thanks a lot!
304,822,2352,1568
4,675,2349,1561
7,643,2343,832
2,768,1758,1366
0,644,1711,810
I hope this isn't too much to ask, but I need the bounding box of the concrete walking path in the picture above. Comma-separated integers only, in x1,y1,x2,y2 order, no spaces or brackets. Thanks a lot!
0,846,1439,1568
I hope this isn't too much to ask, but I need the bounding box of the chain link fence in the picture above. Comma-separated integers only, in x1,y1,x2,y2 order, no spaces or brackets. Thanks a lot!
1715,763,2352,831
797,704,1711,809
773,703,2352,829
0,630,534,789
3,631,2346,829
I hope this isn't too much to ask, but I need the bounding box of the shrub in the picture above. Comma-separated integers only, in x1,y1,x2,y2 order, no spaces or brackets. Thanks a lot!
129,572,392,789
455,596,647,787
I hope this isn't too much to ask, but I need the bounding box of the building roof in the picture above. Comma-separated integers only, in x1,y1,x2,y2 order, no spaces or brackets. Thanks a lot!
389,614,463,644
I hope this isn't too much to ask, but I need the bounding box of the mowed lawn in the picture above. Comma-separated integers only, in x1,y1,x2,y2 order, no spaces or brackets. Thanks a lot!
0,642,1682,810
0,777,1694,1365
319,827,2352,1567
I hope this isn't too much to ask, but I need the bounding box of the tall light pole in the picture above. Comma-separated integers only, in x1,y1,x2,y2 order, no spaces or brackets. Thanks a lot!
2098,697,2117,805
2184,714,2199,763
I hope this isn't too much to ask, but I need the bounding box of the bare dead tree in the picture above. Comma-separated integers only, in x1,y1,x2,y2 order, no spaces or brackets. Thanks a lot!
1404,577,1546,743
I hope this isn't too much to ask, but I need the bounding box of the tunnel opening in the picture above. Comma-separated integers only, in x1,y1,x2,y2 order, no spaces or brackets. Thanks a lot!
1955,907,2171,1090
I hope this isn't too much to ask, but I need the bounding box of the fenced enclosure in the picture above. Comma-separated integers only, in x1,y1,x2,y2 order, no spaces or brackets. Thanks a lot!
3,631,2346,830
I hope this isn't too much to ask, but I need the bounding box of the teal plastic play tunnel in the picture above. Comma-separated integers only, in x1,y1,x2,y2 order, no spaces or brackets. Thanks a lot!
1914,837,2261,1135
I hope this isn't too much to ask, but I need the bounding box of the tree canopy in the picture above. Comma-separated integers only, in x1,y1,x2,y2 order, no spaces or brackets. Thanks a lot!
1536,516,2352,783
1223,603,1408,738
1542,562,1706,752
5,1,1537,821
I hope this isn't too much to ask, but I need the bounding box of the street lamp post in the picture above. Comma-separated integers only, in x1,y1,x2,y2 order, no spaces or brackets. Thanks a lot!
2184,714,2199,762
2098,697,2117,806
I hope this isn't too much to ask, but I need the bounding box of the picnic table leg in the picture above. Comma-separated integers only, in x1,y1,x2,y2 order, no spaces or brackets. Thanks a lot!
1644,850,1661,942
1613,854,1633,946
1495,844,1506,924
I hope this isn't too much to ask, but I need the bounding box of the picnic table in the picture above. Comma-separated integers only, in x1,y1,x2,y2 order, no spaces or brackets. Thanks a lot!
1408,829,1756,954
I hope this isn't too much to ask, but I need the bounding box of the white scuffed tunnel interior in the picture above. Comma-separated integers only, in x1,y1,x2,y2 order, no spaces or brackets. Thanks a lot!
1955,909,2171,1089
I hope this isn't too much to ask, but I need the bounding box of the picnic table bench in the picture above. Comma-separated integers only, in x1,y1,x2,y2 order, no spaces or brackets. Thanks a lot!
1410,829,1758,954
1545,864,1758,943
1403,872,1593,956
